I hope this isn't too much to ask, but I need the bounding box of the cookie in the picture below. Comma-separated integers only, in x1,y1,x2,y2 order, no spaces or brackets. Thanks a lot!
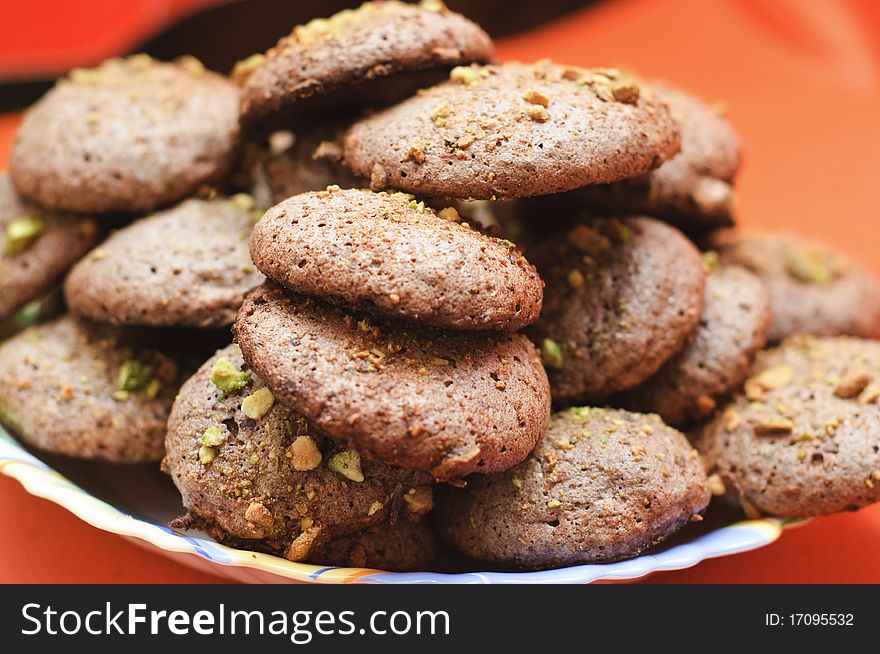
250,187,543,331
0,316,180,462
9,54,240,214
694,335,880,517
64,197,265,328
617,262,771,426
234,283,551,481
435,407,710,569
710,231,880,342
342,62,681,199
236,0,493,125
572,82,740,231
164,344,433,561
306,519,437,571
527,217,705,404
0,174,102,321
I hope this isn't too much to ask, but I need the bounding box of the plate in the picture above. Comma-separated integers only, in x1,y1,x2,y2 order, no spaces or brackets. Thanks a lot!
0,423,795,583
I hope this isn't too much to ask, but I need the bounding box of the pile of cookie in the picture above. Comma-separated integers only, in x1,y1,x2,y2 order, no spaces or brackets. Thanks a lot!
2,0,879,572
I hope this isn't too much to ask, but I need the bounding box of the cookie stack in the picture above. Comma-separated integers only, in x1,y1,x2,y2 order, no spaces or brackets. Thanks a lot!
1,0,879,573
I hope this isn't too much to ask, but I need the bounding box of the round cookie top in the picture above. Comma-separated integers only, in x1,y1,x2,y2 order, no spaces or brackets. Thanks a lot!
0,316,181,462
164,344,432,562
250,187,543,331
64,197,265,328
306,519,436,571
618,262,771,426
694,335,880,517
0,174,102,321
573,82,740,231
234,283,551,481
527,217,705,404
342,61,681,199
710,231,880,342
9,54,240,214
434,407,710,569
236,0,493,125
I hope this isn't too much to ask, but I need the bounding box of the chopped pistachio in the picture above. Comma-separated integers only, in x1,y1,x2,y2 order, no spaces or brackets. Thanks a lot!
367,501,384,516
198,444,217,465
702,250,720,273
210,358,251,392
785,248,830,284
241,387,275,420
707,474,726,496
201,426,226,447
230,193,255,211
244,501,273,528
540,338,564,369
287,435,322,471
547,499,562,509
145,378,162,399
116,359,153,392
5,216,44,255
327,449,364,482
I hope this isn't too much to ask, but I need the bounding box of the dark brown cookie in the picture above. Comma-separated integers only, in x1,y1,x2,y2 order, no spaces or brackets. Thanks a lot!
0,174,102,321
572,82,740,231
435,407,710,569
527,217,705,404
9,55,240,214
234,283,551,481
64,197,265,328
0,316,180,462
342,62,681,199
617,262,770,426
236,0,493,125
709,231,880,342
250,187,543,331
694,335,880,517
307,519,437,571
165,344,433,562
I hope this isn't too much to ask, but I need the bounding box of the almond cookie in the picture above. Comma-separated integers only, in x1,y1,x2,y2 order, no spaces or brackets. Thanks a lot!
236,0,493,125
164,345,433,562
234,283,551,481
694,335,880,517
250,187,543,331
342,62,681,199
0,174,102,321
307,519,437,571
527,217,705,404
435,407,710,569
9,54,240,214
0,316,181,462
617,262,770,426
572,82,739,231
710,231,880,342
64,197,264,328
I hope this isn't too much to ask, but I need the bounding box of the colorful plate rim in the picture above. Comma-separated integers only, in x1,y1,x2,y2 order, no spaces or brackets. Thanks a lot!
0,425,793,584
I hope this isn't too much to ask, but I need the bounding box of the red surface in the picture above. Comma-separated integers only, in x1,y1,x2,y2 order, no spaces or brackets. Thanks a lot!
1,0,880,583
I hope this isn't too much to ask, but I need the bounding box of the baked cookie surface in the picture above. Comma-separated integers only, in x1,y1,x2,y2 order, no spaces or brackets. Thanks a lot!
342,62,681,199
0,316,180,462
10,55,240,214
306,519,437,571
435,407,710,569
0,174,102,321
64,197,264,328
250,187,543,331
234,283,551,481
527,217,705,404
695,335,880,517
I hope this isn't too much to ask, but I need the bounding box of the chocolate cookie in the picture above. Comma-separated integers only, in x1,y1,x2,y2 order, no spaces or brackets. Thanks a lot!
0,316,180,462
0,174,102,321
617,262,770,426
307,519,437,571
234,283,551,481
573,82,740,231
64,197,265,328
236,0,493,125
527,217,705,404
342,62,681,199
695,335,880,517
165,344,433,562
250,187,543,331
435,407,710,569
710,231,880,342
9,54,240,214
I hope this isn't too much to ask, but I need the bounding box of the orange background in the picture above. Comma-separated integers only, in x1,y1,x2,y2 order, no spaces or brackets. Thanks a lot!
1,0,880,583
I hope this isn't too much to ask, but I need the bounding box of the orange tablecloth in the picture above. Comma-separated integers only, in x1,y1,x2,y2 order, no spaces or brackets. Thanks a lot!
1,0,880,583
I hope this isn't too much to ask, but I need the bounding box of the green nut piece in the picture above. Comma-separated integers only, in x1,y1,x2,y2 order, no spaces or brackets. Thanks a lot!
210,358,251,392
201,426,227,447
327,449,364,482
540,338,564,369
5,216,45,255
116,360,154,392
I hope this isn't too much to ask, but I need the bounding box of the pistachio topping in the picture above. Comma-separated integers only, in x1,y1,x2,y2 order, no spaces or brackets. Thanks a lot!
210,358,251,392
327,449,364,482
4,216,45,255
785,247,831,284
539,338,564,369
201,426,227,447
241,387,275,420
287,435,322,471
